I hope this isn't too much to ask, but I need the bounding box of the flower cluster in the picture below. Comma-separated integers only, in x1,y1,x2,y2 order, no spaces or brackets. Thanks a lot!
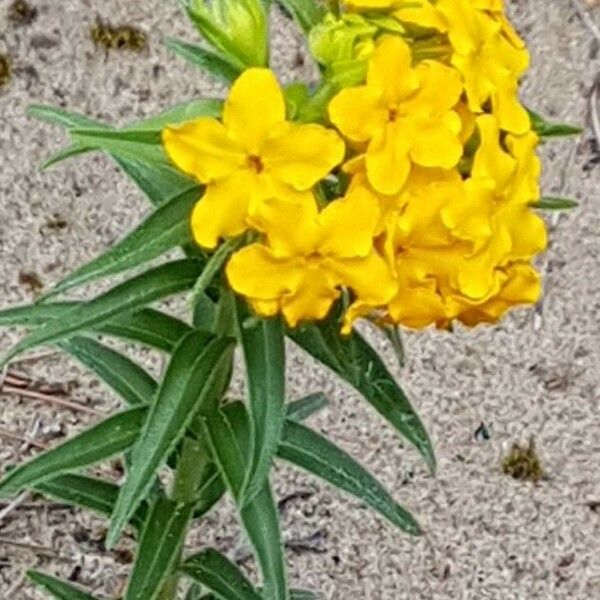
163,0,547,332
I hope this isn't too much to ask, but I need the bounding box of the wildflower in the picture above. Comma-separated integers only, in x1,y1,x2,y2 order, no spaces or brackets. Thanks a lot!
226,188,397,329
163,68,345,248
329,36,463,195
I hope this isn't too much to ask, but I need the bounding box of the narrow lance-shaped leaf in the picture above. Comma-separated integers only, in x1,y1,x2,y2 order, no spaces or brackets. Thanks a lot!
107,331,235,548
27,571,99,600
277,0,324,33
203,403,289,600
166,38,242,84
0,407,147,499
279,421,422,536
34,474,149,532
48,187,200,296
530,196,579,210
285,392,329,422
528,109,582,138
181,549,262,600
126,497,195,600
236,306,286,502
1,259,203,366
289,320,436,473
59,336,157,407
0,302,76,327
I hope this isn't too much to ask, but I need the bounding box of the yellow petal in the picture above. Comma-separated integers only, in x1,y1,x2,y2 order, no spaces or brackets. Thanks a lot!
248,195,320,257
394,0,448,31
491,81,531,134
318,187,381,258
162,118,245,183
388,285,448,329
190,171,255,249
262,123,345,190
366,124,412,195
329,86,387,143
226,244,305,300
222,68,286,154
368,36,419,103
410,118,463,169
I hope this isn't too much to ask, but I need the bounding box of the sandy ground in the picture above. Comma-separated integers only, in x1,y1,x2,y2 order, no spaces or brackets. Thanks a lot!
1,0,599,598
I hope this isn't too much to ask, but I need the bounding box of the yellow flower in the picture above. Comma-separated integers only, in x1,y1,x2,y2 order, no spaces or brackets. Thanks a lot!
393,0,448,31
226,188,397,329
162,68,345,248
329,36,463,195
436,0,530,133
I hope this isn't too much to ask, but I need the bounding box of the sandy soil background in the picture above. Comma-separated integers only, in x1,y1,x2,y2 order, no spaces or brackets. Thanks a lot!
1,0,599,598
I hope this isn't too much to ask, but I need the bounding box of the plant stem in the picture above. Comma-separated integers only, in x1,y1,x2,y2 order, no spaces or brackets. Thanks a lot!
158,437,208,600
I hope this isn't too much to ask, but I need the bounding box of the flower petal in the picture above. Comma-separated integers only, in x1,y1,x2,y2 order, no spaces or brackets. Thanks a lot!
410,118,463,169
222,68,286,154
162,118,245,183
366,124,412,195
262,123,345,190
329,86,387,143
190,171,255,249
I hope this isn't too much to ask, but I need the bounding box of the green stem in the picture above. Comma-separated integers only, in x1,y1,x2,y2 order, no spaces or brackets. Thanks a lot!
158,437,208,600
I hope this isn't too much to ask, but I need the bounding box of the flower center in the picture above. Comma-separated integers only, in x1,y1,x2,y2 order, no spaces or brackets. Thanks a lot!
247,154,264,173
388,108,399,122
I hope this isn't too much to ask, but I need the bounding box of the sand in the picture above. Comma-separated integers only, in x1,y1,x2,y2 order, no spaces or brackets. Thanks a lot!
1,0,599,598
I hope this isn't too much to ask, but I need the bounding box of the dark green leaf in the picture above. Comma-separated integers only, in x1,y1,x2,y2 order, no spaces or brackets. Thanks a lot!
289,321,436,473
99,308,193,352
49,187,199,296
0,407,146,499
285,392,329,422
0,302,76,327
166,38,242,84
126,497,195,600
528,109,582,138
112,154,199,207
277,0,324,33
236,308,286,501
34,474,148,531
279,421,421,535
27,571,99,600
107,331,235,548
204,403,289,600
181,549,262,600
42,144,92,170
1,259,203,366
530,196,579,210
193,462,227,518
59,336,157,407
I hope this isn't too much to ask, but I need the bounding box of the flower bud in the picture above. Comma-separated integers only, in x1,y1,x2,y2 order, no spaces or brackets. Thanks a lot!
186,0,268,67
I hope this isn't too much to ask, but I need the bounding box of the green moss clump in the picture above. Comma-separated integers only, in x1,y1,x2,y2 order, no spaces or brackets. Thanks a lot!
90,19,148,53
8,0,38,26
0,55,11,87
502,438,544,483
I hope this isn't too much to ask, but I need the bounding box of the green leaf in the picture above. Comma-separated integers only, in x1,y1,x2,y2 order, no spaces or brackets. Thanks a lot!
112,154,199,207
27,571,99,600
123,98,222,132
1,259,203,366
285,393,329,422
204,403,289,600
126,497,195,600
0,301,76,327
277,0,324,33
166,38,242,84
99,308,193,352
0,407,146,499
28,105,109,130
107,331,235,548
193,462,227,518
49,187,199,296
530,196,579,210
289,591,320,600
181,549,262,600
59,336,157,407
34,474,148,531
528,109,582,138
289,321,436,473
279,421,421,535
191,238,242,310
236,308,286,501
42,144,92,170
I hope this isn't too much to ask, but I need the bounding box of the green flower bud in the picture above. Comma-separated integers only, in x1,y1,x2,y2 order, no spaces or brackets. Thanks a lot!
186,0,268,68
